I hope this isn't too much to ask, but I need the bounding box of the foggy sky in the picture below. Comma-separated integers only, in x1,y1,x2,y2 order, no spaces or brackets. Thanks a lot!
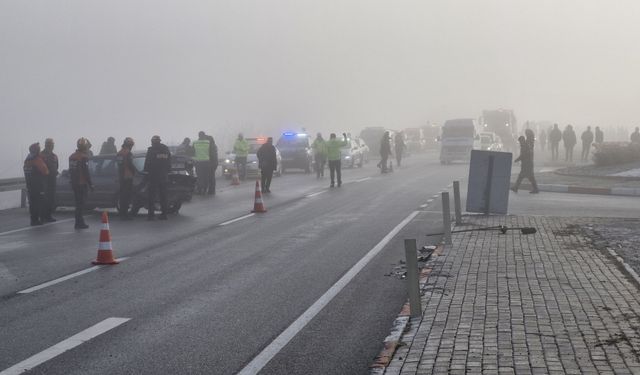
2,0,640,176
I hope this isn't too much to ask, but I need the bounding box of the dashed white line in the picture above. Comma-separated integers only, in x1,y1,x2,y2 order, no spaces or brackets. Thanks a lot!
354,177,372,182
419,204,428,208
427,199,434,203
0,218,75,237
219,213,255,226
306,190,327,198
0,317,131,375
17,257,129,294
237,210,421,375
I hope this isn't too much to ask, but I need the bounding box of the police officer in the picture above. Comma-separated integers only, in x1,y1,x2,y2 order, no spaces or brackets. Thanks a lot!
379,131,392,173
192,132,211,194
326,133,349,187
257,137,277,193
23,143,49,226
116,137,136,220
175,137,195,157
312,133,327,178
69,138,93,229
144,135,171,220
233,133,250,180
207,134,218,195
99,136,117,155
41,138,59,222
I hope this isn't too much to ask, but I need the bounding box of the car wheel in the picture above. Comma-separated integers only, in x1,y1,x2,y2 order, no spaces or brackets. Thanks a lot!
168,202,182,214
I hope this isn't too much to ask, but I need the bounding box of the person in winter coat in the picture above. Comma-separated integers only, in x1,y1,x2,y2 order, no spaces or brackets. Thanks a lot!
207,134,218,195
99,137,117,155
312,133,327,179
257,137,277,193
326,133,349,187
192,132,211,194
41,138,58,222
562,125,577,162
538,129,547,151
176,138,195,157
69,138,93,229
24,143,50,225
394,132,406,167
143,135,171,220
548,124,562,161
379,131,392,173
631,127,640,143
595,126,604,144
233,133,250,180
116,137,136,219
511,136,539,194
581,126,594,162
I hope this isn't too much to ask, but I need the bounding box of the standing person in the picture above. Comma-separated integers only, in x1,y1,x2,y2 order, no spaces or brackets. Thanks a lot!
175,137,195,157
379,131,392,173
394,132,405,167
631,127,640,143
562,125,577,162
192,132,211,194
595,126,604,144
40,138,58,222
257,137,277,193
143,135,171,220
511,136,539,194
207,134,218,195
326,133,349,187
233,133,250,180
69,138,93,229
312,133,327,178
549,124,562,161
538,129,547,152
23,143,49,226
116,137,136,220
581,126,594,161
99,137,117,155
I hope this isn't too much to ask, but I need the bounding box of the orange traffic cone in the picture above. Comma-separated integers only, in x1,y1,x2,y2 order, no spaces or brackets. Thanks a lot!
92,211,119,265
231,170,240,185
251,180,267,213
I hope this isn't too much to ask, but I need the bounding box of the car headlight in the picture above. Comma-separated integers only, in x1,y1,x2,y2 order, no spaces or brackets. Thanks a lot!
225,159,231,163
251,161,257,164
345,156,351,159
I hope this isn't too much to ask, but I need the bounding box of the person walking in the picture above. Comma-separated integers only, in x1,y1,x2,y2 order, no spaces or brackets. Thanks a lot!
233,133,250,180
69,138,93,229
538,129,547,152
549,124,562,161
40,138,58,222
175,137,195,157
192,132,211,194
116,137,136,219
326,133,349,187
99,137,117,155
511,136,539,194
207,134,218,195
595,126,604,144
379,131,392,173
144,135,171,220
257,137,277,193
562,124,577,162
312,133,327,178
394,132,405,167
581,126,594,162
631,127,640,143
23,143,49,226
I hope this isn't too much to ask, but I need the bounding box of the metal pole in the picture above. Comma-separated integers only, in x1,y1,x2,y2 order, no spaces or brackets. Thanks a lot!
404,239,422,318
453,181,462,225
442,191,452,245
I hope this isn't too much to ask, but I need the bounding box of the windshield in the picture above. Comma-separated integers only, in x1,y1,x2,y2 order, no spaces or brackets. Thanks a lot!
277,137,308,148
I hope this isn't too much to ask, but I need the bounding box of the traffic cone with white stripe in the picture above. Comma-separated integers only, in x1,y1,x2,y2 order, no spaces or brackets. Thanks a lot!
251,180,267,213
92,211,119,265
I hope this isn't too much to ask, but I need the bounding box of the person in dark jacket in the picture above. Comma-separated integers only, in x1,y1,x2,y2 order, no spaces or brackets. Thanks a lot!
143,135,171,220
69,138,93,229
548,124,562,161
175,137,195,157
40,138,58,222
257,137,277,193
631,127,640,143
538,129,547,151
511,136,539,194
394,132,405,167
116,137,136,220
562,125,577,162
581,126,594,162
99,137,117,155
379,131,392,173
206,134,218,195
595,126,604,144
24,143,50,225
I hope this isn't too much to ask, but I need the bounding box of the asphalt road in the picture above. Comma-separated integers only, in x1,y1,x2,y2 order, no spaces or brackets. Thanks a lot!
0,152,469,375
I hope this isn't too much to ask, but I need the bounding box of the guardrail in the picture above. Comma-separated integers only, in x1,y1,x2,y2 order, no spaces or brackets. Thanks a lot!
0,177,27,207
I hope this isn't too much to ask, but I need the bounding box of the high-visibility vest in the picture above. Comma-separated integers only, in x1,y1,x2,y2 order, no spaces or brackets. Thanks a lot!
192,139,211,161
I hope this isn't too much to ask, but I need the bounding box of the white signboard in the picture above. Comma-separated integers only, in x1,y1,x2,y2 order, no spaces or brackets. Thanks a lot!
466,150,512,215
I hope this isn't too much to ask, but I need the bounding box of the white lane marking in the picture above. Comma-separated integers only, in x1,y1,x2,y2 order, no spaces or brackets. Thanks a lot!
0,317,131,375
237,210,421,375
419,204,428,208
306,190,327,198
427,199,434,203
219,213,255,227
17,257,129,294
431,194,439,198
0,218,75,237
354,177,372,182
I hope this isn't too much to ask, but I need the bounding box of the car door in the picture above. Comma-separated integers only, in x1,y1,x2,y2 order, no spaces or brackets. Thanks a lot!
88,157,118,207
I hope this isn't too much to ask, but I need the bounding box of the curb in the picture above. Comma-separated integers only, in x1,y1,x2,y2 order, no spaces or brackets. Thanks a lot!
515,183,640,196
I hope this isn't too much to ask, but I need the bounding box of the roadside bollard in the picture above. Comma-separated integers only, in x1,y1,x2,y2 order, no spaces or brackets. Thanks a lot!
441,192,452,245
404,239,422,318
453,181,462,225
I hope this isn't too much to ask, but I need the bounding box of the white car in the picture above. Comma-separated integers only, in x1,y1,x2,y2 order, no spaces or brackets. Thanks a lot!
479,132,504,151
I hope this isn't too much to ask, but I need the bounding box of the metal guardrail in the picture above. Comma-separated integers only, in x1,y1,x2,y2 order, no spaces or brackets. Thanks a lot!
0,177,27,207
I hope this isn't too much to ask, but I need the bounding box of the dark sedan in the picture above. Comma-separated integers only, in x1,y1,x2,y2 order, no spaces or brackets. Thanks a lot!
54,153,196,215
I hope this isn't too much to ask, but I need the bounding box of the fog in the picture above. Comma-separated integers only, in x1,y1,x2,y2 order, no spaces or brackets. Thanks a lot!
2,0,640,177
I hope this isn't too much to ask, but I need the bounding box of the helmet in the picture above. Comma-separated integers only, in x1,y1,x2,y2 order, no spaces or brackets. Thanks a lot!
77,137,89,151
123,137,134,147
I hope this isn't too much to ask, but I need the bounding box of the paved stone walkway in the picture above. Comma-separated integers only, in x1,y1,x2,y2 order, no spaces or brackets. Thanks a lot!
385,216,640,374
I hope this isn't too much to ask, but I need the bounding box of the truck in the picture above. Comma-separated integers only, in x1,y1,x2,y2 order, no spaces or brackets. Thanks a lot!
439,119,477,164
480,109,518,151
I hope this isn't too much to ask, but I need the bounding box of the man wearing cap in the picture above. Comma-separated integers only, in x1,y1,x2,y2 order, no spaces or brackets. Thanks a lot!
233,133,250,180
116,137,136,219
69,138,93,229
326,133,349,187
23,143,49,226
41,138,59,222
192,131,211,194
99,136,117,155
144,135,171,220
